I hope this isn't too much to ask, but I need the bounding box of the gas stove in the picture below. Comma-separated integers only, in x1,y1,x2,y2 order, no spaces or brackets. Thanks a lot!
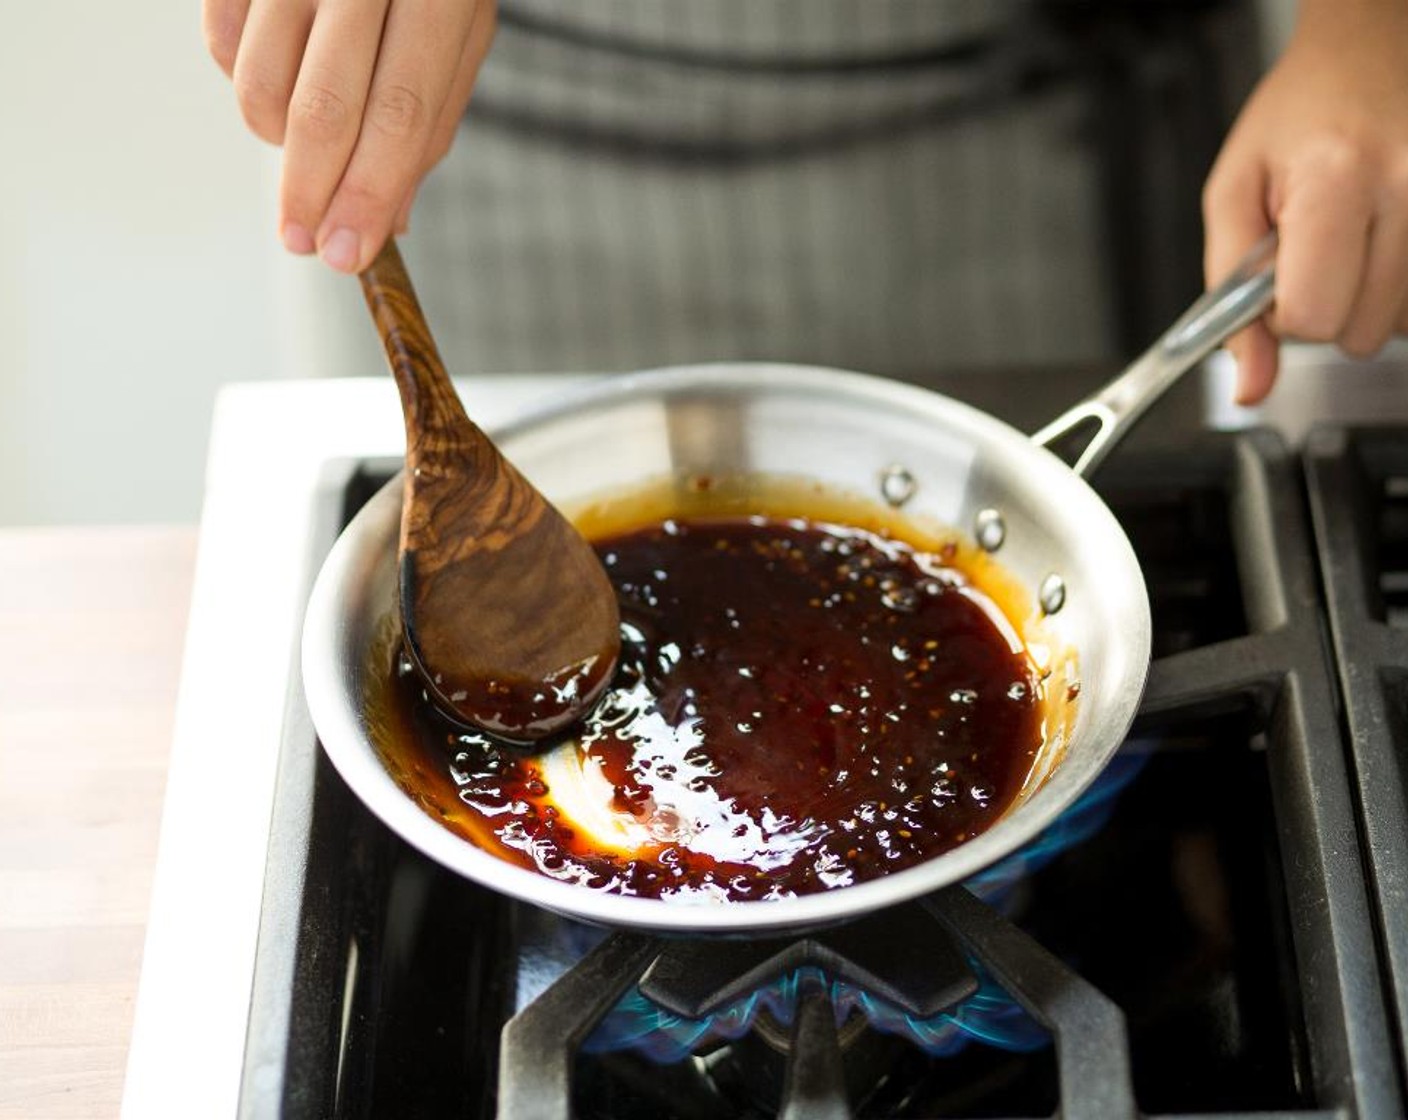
123,353,1408,1118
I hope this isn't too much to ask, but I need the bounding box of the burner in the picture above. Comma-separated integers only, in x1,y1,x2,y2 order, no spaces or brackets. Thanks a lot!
637,905,979,1020
501,891,1112,1120
580,916,1049,1066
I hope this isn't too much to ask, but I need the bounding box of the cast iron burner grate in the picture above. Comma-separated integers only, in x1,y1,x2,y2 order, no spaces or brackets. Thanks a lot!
1305,427,1408,1093
503,892,1133,1120
242,431,1401,1119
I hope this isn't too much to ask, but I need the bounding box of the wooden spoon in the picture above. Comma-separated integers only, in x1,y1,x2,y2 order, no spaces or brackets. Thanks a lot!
359,239,621,742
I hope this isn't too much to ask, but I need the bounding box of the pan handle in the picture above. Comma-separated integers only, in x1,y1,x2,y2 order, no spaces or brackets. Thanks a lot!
1031,231,1278,479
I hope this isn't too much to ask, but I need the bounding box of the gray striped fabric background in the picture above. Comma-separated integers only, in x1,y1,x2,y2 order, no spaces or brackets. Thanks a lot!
291,2,1122,381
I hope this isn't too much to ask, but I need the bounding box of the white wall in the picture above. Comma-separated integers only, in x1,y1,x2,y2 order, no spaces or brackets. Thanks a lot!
0,2,282,525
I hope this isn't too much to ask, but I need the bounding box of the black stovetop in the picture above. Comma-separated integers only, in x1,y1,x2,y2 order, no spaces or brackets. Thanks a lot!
239,427,1406,1120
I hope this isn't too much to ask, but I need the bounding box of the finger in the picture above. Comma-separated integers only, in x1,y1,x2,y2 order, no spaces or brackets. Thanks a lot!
278,0,391,254
1202,148,1281,399
1272,140,1375,343
231,0,316,145
204,0,252,77
316,0,477,272
396,5,495,236
423,2,495,176
393,185,418,236
1338,189,1408,357
1229,321,1280,405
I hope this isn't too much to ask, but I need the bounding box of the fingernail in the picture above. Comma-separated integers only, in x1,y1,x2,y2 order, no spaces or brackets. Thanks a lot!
1232,354,1262,407
1225,344,1249,405
320,227,361,273
281,222,314,255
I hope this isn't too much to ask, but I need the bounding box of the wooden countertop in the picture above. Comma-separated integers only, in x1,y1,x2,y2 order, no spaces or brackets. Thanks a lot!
0,527,196,1120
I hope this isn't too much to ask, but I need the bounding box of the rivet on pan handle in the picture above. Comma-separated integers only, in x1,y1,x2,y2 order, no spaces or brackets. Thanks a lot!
1031,231,1278,479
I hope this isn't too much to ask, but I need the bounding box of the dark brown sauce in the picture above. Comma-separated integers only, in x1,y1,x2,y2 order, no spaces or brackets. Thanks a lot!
369,486,1049,903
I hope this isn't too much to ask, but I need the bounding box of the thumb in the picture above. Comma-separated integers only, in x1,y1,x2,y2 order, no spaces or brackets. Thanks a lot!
1203,155,1280,403
1226,321,1280,405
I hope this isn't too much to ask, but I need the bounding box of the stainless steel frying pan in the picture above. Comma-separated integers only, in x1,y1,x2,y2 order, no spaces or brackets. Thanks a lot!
302,234,1277,935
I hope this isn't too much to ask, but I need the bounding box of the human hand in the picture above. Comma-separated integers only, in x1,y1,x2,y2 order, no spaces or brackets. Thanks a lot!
204,0,496,273
1202,0,1408,404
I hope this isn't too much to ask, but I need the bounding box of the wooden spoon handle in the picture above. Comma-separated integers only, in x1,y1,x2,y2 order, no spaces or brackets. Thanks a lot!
358,236,548,573
359,238,471,461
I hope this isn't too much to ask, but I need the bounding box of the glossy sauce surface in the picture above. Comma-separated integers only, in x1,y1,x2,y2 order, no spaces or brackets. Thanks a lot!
369,485,1048,902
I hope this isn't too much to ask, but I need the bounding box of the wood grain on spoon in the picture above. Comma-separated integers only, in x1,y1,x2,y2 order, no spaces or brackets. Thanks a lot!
359,239,621,742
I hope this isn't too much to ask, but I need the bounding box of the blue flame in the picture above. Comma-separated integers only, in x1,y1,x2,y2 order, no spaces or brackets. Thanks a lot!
582,958,1049,1061
581,747,1149,1063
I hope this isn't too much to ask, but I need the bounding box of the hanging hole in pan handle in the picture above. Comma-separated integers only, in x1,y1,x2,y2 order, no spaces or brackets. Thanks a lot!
1031,231,1279,479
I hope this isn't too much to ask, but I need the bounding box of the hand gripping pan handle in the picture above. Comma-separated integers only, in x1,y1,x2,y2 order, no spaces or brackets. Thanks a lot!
1031,231,1278,478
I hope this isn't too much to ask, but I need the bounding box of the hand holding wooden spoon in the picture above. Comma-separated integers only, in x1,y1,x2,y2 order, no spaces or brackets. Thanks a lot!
360,240,621,742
